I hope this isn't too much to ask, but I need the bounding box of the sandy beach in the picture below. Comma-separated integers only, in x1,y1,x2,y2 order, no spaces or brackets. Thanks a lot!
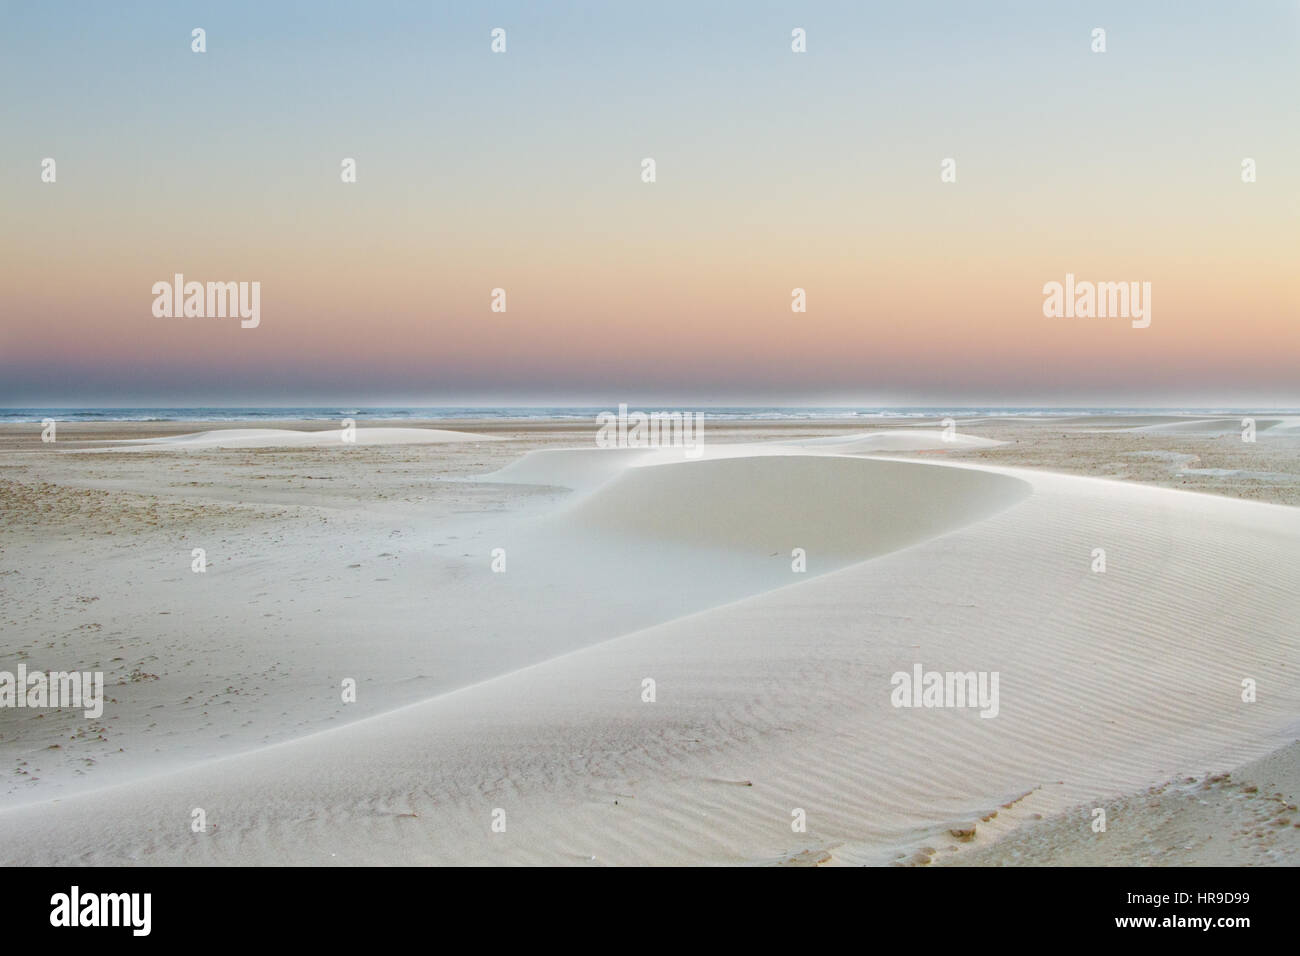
0,413,1297,865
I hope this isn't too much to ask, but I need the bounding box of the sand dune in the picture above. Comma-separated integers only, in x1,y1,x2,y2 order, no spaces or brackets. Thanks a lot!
1124,418,1266,436
1099,415,1300,438
85,427,500,449
1257,418,1300,435
779,430,1004,452
477,430,1002,497
1058,415,1217,429
478,443,819,493
558,454,1028,561
2,439,1297,866
479,446,662,492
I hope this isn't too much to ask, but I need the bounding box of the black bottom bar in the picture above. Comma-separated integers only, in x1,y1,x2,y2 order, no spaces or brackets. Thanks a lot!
2,865,1280,941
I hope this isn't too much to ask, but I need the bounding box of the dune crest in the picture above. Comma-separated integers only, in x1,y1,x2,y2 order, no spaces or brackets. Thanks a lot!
779,430,1004,452
91,427,499,449
558,455,1031,561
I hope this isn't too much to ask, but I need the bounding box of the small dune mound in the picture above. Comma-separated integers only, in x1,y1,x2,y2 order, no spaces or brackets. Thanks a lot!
99,427,497,449
558,454,1031,562
1126,418,1277,436
479,447,660,492
1257,418,1300,436
780,430,1003,452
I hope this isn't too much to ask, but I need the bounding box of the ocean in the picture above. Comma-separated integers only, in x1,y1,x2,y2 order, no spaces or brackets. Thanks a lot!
0,407,1293,424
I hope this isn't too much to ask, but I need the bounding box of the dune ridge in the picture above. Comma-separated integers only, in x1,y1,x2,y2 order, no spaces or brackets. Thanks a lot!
83,427,499,449
557,454,1030,560
2,445,1297,866
778,430,1004,452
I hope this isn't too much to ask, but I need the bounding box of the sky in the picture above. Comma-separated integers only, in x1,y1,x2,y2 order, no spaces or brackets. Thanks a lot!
1,0,1297,407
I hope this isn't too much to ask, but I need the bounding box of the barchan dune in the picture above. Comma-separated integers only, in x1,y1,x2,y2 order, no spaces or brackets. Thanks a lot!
2,434,1298,866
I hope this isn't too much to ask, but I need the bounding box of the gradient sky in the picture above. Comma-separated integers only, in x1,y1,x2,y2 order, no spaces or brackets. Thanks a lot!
2,1,1297,406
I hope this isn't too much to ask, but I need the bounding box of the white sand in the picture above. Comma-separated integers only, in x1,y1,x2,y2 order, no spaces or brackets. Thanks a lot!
2,419,1298,866
84,426,500,449
554,454,1028,561
778,430,1004,452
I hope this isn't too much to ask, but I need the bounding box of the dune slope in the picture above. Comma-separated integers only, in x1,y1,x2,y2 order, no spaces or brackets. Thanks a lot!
1,451,1297,866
